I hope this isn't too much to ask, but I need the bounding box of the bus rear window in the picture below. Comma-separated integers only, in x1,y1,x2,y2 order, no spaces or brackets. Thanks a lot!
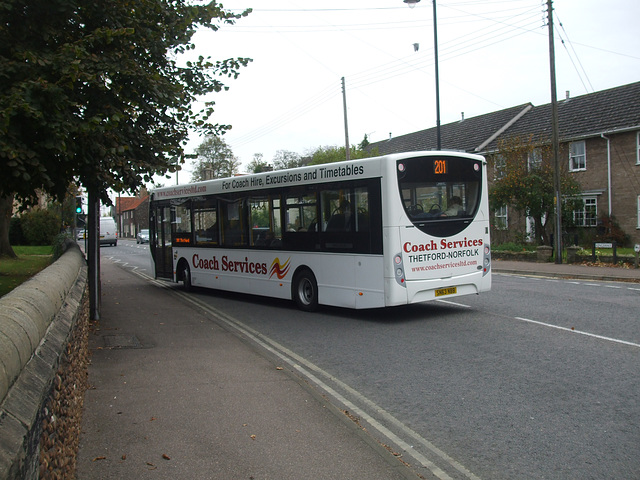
397,156,483,237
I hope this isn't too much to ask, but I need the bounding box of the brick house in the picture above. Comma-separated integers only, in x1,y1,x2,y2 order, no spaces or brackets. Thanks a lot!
367,81,640,246
115,191,149,239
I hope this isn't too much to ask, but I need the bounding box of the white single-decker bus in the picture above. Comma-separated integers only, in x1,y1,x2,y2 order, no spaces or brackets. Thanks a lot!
149,151,491,310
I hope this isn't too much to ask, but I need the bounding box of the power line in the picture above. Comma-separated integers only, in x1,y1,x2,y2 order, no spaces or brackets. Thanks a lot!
226,4,544,152
221,1,632,154
228,83,340,148
554,13,594,93
347,13,542,90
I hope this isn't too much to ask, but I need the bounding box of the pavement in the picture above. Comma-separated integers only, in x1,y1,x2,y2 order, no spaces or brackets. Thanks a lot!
75,254,639,480
492,257,640,283
76,259,417,480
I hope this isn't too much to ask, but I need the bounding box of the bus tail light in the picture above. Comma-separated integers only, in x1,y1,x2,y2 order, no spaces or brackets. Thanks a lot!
394,254,406,287
483,244,491,276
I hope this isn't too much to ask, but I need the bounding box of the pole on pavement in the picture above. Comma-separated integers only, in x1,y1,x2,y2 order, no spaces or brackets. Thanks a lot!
547,0,562,264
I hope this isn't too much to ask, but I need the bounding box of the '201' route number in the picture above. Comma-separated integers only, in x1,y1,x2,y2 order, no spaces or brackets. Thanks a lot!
434,159,447,175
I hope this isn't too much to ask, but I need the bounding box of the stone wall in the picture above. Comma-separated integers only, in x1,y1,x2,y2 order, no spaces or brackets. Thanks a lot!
0,241,88,479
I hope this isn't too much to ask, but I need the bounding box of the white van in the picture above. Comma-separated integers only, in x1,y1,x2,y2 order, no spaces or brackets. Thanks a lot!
100,217,118,246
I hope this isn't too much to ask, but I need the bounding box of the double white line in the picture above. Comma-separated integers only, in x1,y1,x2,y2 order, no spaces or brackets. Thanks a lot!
174,289,481,480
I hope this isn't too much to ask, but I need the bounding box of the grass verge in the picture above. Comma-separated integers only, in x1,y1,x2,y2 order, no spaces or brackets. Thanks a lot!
0,246,53,297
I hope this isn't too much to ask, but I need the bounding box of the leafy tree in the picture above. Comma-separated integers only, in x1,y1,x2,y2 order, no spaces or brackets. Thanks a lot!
272,150,303,170
489,136,582,245
358,134,370,150
246,153,271,173
0,0,252,257
192,135,240,180
307,144,378,166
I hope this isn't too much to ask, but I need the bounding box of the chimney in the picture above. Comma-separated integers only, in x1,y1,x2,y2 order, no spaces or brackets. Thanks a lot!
461,112,465,121
388,133,392,140
566,90,570,100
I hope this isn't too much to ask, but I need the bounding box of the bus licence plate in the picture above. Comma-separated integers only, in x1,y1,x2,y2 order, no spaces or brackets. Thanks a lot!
435,287,457,297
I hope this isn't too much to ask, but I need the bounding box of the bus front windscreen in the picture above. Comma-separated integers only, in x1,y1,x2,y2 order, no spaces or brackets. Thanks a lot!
397,155,483,237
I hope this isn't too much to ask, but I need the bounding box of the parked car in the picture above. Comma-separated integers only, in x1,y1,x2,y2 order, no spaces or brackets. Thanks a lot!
137,229,150,244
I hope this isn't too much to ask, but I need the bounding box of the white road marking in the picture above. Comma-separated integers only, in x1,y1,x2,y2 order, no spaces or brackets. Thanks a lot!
177,292,482,480
436,299,472,308
497,272,640,293
514,317,640,349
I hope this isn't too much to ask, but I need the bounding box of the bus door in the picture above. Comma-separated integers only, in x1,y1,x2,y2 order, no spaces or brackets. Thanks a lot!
151,204,173,279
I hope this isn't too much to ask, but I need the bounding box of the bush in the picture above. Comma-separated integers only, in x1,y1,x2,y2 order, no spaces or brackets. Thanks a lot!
20,209,62,246
595,215,630,247
492,242,536,252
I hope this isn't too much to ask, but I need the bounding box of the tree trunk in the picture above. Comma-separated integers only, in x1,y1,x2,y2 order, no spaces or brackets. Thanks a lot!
0,193,17,258
535,216,549,246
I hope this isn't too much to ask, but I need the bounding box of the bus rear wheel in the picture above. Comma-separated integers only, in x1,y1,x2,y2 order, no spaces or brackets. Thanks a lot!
179,262,192,292
293,269,318,312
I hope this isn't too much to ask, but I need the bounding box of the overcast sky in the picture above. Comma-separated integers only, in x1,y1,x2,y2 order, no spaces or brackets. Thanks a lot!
166,0,640,184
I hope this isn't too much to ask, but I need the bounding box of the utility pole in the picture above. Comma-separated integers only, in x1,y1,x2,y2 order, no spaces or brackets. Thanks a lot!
432,0,441,150
547,0,562,263
342,77,350,160
402,0,441,150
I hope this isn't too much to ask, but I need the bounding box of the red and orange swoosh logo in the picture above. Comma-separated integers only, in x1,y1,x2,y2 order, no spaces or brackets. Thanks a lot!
269,257,291,279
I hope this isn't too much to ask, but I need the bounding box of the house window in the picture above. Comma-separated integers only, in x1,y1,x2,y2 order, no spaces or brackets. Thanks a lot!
573,197,597,227
494,206,508,230
527,148,543,171
569,141,586,171
493,154,506,180
637,132,640,165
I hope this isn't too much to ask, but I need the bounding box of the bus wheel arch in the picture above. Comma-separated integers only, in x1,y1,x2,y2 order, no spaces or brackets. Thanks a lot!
291,267,319,312
176,258,192,292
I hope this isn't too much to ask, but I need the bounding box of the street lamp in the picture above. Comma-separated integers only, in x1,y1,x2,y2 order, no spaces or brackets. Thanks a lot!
403,0,442,150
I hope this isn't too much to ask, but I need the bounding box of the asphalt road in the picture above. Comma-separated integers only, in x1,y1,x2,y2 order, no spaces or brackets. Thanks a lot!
99,238,153,275
104,239,640,480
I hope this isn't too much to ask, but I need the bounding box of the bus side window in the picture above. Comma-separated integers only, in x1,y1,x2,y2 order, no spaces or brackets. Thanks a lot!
323,187,370,232
285,192,317,232
325,201,351,231
171,201,193,244
249,196,271,246
173,202,192,233
221,199,247,247
353,187,370,232
282,191,318,251
321,189,344,232
194,199,218,246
